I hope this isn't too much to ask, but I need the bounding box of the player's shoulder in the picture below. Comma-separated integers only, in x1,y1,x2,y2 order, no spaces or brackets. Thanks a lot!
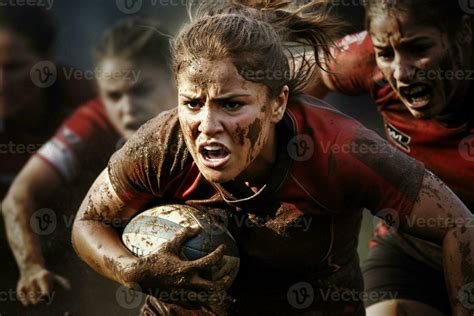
287,94,363,138
123,107,187,160
63,97,114,132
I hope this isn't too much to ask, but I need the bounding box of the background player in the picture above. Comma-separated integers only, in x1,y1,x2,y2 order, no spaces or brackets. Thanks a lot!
72,2,474,315
304,0,474,315
1,16,175,314
0,5,94,313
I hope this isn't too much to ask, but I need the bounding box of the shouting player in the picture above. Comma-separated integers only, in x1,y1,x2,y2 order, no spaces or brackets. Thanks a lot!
304,0,474,315
72,2,474,315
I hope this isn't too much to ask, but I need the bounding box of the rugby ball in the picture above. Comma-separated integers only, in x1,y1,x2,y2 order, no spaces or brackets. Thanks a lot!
122,204,239,265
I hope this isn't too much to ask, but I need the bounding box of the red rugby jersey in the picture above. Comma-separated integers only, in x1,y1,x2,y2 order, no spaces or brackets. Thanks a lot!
108,95,425,280
37,97,121,183
326,31,474,210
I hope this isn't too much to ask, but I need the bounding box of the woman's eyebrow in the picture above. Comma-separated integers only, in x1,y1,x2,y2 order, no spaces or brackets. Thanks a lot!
213,93,251,101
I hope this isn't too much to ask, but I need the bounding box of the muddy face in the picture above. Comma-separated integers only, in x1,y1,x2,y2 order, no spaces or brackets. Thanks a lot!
97,58,175,139
369,11,471,119
177,58,287,184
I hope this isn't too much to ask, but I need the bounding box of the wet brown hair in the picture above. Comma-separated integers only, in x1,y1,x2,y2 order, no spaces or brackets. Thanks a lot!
94,16,171,69
364,0,472,37
171,0,342,101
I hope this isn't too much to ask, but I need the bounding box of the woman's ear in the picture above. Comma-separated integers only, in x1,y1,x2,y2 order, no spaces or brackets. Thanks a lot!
457,15,472,46
271,85,289,123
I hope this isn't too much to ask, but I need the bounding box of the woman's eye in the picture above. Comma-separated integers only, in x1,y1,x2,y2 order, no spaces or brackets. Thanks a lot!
222,102,242,111
184,101,201,109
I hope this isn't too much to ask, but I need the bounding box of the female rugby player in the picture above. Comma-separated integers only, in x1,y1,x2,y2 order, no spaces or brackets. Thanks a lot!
305,0,474,314
2,16,175,313
72,2,474,315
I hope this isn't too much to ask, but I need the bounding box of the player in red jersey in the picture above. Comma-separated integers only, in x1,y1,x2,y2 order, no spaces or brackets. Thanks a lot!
1,16,175,314
0,4,94,314
304,0,474,315
72,2,474,315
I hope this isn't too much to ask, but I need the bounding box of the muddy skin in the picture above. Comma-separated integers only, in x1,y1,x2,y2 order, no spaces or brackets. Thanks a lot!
458,238,474,283
232,124,246,146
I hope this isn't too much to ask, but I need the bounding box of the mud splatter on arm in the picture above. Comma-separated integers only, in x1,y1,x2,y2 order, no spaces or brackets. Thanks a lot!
401,170,474,315
72,168,140,285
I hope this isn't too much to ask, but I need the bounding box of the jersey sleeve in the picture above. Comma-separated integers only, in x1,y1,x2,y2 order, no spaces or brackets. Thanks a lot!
107,108,193,210
36,98,117,183
325,31,379,96
332,122,426,223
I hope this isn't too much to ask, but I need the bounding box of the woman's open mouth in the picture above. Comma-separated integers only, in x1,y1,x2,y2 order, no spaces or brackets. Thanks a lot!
198,143,231,169
399,83,433,110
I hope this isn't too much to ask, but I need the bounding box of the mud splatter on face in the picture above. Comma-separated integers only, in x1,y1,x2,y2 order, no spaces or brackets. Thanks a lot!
233,124,246,146
246,118,262,149
177,58,278,184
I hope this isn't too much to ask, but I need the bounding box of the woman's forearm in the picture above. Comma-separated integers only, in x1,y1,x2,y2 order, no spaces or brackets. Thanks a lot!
2,190,46,273
72,217,137,285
